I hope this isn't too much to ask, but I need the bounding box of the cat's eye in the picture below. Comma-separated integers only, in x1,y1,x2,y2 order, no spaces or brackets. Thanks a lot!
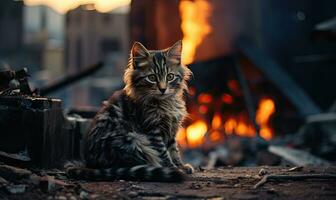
166,73,175,81
147,74,157,82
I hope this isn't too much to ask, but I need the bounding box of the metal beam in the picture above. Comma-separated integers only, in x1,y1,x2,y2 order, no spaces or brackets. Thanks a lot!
239,40,321,116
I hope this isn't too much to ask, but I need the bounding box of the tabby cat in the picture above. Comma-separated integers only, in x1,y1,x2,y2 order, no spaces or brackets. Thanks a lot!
66,41,194,182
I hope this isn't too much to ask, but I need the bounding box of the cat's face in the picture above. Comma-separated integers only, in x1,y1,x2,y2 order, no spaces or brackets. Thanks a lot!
124,41,191,100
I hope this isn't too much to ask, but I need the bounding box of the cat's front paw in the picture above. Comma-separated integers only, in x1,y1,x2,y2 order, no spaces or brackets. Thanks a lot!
181,163,194,174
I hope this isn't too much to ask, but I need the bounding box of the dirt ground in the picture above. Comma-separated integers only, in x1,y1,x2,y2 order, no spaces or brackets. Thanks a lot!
2,166,336,200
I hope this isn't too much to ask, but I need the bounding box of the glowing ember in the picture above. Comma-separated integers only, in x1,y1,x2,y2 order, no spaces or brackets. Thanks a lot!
260,127,273,141
256,98,276,141
235,122,255,137
224,118,237,134
221,93,233,104
211,113,222,129
210,131,222,142
179,0,212,64
198,93,213,104
256,98,276,125
186,120,207,148
198,105,208,114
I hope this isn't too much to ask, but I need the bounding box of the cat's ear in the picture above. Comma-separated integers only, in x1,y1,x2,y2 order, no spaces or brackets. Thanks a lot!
167,40,182,63
131,42,149,58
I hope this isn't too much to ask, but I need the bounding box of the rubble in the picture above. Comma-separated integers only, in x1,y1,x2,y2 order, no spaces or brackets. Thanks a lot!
0,164,333,199
268,145,331,166
0,165,32,182
5,184,26,194
258,168,268,176
287,166,304,172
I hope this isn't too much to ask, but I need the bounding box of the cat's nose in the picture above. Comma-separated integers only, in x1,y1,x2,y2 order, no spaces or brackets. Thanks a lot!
159,88,166,94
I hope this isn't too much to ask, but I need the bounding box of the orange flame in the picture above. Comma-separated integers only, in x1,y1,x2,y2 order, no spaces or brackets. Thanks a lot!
256,98,276,141
177,96,276,148
211,112,222,129
256,98,276,125
224,118,237,134
176,128,187,148
210,130,221,142
179,0,212,64
185,120,208,148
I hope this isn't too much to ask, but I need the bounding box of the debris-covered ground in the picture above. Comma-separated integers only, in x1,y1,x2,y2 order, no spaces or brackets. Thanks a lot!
0,165,336,200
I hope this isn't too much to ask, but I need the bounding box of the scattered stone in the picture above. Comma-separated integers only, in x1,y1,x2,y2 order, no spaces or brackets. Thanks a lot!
27,175,69,193
288,166,303,172
258,168,268,176
69,196,77,200
116,187,126,192
128,191,138,198
57,196,67,200
80,190,89,199
40,176,58,193
28,174,42,185
267,188,278,194
5,184,26,194
131,184,145,190
189,183,202,189
199,166,206,172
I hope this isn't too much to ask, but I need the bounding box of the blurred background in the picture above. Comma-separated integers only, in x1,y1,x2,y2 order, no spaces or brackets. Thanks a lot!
1,0,336,167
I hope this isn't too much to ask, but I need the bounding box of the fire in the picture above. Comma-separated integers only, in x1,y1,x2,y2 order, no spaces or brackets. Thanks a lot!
256,98,276,125
176,128,187,148
221,93,233,104
198,93,213,104
198,105,208,114
223,118,255,137
210,131,221,142
256,98,276,141
211,113,222,129
224,118,237,134
177,95,276,149
185,120,208,148
179,0,212,64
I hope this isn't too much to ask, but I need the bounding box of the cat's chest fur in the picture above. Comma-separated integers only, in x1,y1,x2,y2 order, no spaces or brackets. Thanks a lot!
139,98,186,143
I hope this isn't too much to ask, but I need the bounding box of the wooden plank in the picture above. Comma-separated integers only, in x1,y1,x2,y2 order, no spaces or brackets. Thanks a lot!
0,96,78,168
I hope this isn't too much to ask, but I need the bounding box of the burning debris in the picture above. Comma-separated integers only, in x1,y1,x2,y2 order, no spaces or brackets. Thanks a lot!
176,96,276,149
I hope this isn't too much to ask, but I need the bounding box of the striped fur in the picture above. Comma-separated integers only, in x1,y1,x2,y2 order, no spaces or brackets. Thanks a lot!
66,162,185,182
66,41,194,182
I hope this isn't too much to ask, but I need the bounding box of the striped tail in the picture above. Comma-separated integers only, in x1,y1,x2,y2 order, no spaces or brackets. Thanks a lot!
65,162,185,182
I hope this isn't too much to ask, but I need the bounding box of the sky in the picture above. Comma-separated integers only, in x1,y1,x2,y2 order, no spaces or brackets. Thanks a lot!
24,0,131,13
